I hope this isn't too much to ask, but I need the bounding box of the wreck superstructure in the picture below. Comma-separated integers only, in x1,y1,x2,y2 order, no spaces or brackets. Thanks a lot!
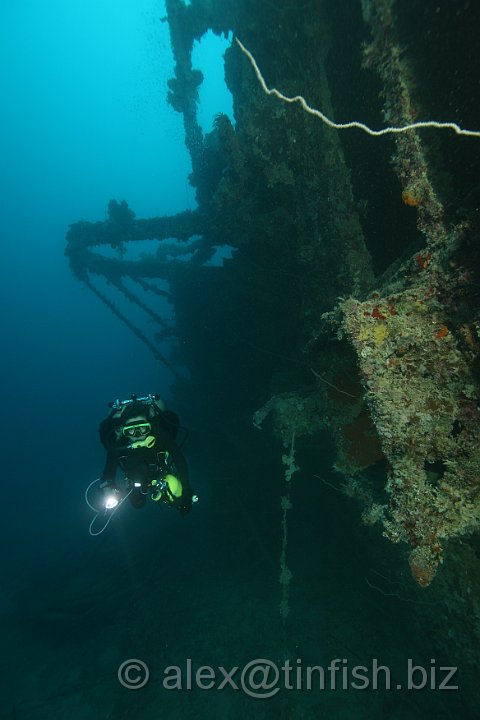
66,0,480,665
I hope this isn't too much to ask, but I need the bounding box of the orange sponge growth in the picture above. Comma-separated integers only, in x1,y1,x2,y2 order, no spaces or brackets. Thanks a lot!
402,189,422,207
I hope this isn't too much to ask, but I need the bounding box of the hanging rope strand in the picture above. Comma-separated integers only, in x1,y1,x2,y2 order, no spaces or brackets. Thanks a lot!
279,432,299,622
84,277,182,380
135,277,172,300
236,38,480,138
111,277,172,330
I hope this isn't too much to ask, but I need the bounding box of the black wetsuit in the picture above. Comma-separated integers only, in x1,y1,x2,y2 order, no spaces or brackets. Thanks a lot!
99,410,192,513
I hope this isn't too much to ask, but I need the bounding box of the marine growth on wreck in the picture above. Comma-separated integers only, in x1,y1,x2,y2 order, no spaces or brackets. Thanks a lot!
66,0,480,654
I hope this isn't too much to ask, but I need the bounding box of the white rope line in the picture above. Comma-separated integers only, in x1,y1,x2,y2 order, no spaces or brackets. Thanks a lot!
236,38,480,138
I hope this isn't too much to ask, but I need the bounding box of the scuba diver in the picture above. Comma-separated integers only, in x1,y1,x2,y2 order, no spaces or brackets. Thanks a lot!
93,394,196,525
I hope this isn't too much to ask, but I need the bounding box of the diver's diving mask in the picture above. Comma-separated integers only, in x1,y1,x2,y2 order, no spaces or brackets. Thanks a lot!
122,422,151,438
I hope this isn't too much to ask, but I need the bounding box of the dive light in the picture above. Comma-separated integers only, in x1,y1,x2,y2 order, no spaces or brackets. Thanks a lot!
104,491,120,510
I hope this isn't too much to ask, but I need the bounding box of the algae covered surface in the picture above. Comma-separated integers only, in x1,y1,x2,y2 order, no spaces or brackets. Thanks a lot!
61,0,480,717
